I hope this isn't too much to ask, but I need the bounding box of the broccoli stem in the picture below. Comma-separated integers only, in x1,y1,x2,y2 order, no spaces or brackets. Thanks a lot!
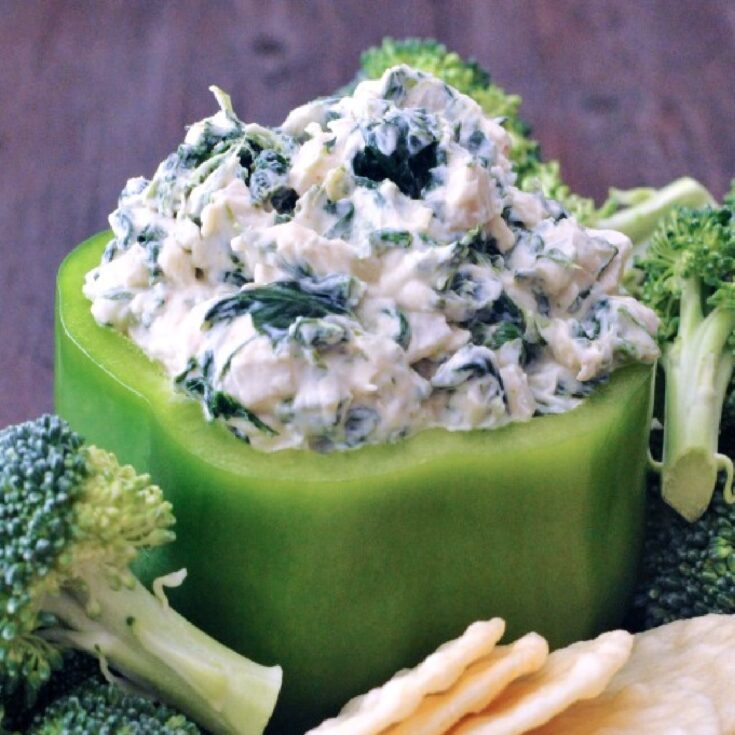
596,177,714,246
660,281,735,520
40,567,281,735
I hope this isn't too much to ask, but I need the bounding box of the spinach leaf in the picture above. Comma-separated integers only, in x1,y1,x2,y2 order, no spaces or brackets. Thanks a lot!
203,275,357,340
369,229,412,253
175,352,277,436
431,345,499,389
454,227,504,266
290,318,349,350
352,109,440,199
461,292,529,353
324,200,355,239
248,149,291,207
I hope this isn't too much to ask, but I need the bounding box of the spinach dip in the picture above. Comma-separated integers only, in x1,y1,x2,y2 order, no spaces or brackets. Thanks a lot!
85,67,659,451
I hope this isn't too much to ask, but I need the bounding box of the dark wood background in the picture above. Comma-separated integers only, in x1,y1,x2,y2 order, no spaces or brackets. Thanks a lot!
2,0,735,427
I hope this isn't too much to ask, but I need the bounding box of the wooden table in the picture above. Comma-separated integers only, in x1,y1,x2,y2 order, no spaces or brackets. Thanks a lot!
2,0,734,427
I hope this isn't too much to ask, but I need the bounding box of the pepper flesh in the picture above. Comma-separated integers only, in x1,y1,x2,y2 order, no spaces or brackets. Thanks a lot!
56,232,653,734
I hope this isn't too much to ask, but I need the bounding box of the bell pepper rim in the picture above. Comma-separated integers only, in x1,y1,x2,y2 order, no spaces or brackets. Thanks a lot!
56,231,654,486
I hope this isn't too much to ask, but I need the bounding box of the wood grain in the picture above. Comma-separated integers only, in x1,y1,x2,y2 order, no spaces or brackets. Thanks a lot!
1,0,735,426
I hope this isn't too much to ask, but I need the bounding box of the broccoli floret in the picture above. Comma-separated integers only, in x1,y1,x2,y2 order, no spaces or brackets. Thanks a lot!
359,38,491,97
632,475,735,629
27,675,200,734
0,415,281,735
1,652,98,732
636,204,735,520
725,180,735,209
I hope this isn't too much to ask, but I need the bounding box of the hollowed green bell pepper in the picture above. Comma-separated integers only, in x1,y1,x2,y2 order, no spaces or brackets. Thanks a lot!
56,232,653,734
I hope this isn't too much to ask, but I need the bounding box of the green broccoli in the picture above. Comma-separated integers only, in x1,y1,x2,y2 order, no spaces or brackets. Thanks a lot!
596,177,715,254
1,652,97,732
351,38,714,238
0,415,281,735
26,675,200,734
636,203,735,520
632,475,735,629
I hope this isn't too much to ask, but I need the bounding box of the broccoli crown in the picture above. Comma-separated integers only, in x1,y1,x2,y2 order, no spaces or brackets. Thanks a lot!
360,37,491,97
633,476,735,629
725,179,735,209
0,415,87,697
27,676,201,734
0,415,174,705
2,651,99,732
1,417,281,735
637,204,735,342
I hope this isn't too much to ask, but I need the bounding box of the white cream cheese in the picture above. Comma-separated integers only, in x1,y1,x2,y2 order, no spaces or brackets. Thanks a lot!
84,68,659,451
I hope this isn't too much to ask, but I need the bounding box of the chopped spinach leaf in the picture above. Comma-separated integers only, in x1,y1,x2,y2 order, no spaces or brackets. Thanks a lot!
461,292,527,346
177,121,245,170
249,149,291,206
324,200,355,239
455,227,504,266
352,108,440,199
290,317,349,349
175,352,277,435
432,346,499,389
575,298,610,341
203,275,357,339
369,229,412,252
109,210,135,250
486,321,524,348
379,307,412,350
343,405,380,447
221,270,250,287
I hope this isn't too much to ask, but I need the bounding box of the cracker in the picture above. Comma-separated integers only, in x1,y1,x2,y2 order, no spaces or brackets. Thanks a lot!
306,618,506,735
531,614,735,734
528,681,721,734
383,633,548,735
449,629,633,735
611,614,735,731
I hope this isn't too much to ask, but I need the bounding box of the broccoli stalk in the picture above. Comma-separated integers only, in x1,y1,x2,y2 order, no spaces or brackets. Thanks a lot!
0,415,281,735
637,205,735,520
595,176,715,248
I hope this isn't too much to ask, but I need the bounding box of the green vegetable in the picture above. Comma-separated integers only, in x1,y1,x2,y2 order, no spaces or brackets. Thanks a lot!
175,352,278,438
352,104,440,198
637,202,735,521
596,177,715,250
1,652,97,733
202,275,357,337
632,475,735,628
0,415,281,735
56,232,654,732
27,675,200,734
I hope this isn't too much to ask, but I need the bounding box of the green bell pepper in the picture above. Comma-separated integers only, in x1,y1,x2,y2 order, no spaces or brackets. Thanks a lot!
56,232,653,734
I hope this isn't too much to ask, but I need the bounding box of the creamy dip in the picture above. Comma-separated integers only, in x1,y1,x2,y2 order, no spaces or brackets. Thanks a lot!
84,67,659,451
